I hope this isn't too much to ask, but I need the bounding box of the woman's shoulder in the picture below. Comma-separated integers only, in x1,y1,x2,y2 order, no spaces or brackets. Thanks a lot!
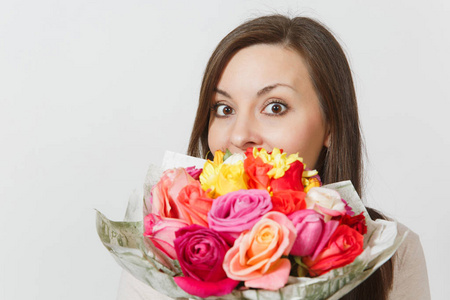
390,221,423,267
396,221,416,238
388,220,431,300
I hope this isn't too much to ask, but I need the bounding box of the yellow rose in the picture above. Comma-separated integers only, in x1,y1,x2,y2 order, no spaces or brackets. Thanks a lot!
200,150,247,198
214,161,247,197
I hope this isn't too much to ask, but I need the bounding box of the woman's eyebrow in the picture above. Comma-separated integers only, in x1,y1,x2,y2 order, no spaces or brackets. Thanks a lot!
213,88,232,98
214,83,294,98
257,83,295,96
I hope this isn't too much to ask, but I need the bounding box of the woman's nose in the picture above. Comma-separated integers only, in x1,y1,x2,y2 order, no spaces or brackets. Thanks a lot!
229,114,263,152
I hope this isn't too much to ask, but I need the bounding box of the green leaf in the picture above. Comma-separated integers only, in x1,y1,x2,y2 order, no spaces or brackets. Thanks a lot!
223,149,233,161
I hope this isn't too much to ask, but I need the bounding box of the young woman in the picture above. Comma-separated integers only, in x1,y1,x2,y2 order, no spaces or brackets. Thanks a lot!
118,15,430,300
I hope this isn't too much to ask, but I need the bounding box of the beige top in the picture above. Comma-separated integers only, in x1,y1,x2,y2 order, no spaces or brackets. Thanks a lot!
389,222,430,299
117,222,431,300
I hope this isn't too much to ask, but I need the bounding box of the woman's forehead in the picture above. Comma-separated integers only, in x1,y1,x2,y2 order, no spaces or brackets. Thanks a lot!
215,44,311,98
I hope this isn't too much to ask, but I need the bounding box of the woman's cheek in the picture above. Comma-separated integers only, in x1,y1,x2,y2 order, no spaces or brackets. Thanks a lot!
208,121,224,153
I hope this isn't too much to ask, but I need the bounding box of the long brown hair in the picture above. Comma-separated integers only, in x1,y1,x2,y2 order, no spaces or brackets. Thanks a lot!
188,15,393,299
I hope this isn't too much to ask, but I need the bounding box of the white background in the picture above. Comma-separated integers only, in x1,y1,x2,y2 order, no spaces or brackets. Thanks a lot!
1,0,448,299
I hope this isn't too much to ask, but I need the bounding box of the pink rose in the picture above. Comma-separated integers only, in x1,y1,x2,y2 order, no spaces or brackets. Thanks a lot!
173,225,239,297
185,166,202,180
151,168,213,226
143,214,188,259
207,189,273,240
150,168,195,220
342,198,355,216
305,187,347,222
223,212,296,290
288,209,338,260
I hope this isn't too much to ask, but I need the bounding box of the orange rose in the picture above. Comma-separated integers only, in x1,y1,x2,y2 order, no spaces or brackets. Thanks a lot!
176,181,213,227
244,155,273,191
223,212,296,290
271,190,306,215
303,225,364,276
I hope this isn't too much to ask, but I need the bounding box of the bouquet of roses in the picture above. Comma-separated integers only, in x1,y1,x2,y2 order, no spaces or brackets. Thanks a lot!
96,148,405,300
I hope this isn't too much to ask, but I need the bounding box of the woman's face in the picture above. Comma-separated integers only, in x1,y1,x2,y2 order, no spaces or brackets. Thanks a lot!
208,44,329,169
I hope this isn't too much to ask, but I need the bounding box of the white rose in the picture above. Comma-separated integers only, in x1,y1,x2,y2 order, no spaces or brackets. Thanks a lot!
305,187,346,222
223,153,246,165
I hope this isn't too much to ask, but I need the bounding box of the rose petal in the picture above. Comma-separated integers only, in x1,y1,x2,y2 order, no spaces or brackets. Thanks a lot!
244,258,291,290
289,210,323,256
311,219,339,260
173,276,239,298
143,214,188,260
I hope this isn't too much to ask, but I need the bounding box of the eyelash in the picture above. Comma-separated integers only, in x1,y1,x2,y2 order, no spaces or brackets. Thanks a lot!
262,99,289,116
211,102,234,118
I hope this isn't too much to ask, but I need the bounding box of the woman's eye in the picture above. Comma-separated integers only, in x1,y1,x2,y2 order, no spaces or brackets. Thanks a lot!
214,104,235,117
262,102,288,115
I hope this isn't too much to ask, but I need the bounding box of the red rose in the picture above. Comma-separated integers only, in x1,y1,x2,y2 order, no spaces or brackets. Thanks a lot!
338,212,367,235
302,225,364,276
271,190,306,215
271,160,304,192
244,155,273,190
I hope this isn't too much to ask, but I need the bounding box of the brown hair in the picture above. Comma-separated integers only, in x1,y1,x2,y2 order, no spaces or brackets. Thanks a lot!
188,15,393,299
